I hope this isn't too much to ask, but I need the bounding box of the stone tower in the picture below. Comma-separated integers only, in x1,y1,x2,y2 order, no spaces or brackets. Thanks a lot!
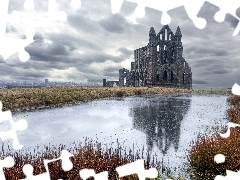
120,25,192,89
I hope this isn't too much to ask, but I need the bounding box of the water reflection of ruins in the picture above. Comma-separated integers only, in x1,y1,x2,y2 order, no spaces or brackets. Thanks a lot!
129,95,191,154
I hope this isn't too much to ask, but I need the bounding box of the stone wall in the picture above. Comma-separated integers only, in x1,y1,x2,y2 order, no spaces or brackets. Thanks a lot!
120,25,192,89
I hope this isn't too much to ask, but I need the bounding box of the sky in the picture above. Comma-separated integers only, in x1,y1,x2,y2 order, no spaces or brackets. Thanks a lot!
1,0,240,89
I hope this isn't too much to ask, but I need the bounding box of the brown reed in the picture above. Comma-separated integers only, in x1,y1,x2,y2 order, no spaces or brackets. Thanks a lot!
1,140,160,180
189,95,240,179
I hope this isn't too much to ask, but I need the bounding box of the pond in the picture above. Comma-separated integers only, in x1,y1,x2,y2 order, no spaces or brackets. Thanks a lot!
4,94,229,177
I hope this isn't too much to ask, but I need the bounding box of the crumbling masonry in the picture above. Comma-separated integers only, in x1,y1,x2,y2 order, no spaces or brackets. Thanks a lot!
119,25,192,89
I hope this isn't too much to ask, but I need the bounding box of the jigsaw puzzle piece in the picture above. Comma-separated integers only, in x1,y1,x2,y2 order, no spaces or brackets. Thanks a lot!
116,159,158,180
214,154,225,164
199,0,240,36
21,164,50,180
182,0,206,29
232,83,240,95
0,102,28,149
0,0,35,62
79,169,108,180
0,0,9,39
111,0,207,27
70,0,81,9
220,122,240,138
215,170,240,180
128,0,186,25
110,0,124,14
48,0,67,22
21,150,73,180
207,0,240,23
0,156,14,180
24,0,34,11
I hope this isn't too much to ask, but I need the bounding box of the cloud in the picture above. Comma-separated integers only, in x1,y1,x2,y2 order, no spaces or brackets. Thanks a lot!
225,14,239,28
99,14,130,33
193,80,209,84
0,0,239,89
118,47,132,57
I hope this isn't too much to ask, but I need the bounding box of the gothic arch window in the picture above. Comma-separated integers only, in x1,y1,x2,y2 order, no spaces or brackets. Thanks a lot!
163,70,167,82
165,29,167,40
171,71,173,83
164,45,166,50
156,74,160,82
183,72,185,84
169,34,171,40
157,45,160,51
160,34,162,40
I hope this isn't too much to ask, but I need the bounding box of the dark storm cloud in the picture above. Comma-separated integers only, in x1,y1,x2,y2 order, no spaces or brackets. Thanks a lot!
193,80,209,84
211,69,231,74
197,1,220,23
87,76,104,83
192,59,219,67
118,47,132,57
206,65,232,74
33,33,44,42
99,14,129,33
78,53,124,64
2,0,240,89
67,14,100,33
26,43,69,63
103,72,119,77
49,32,102,51
225,14,239,28
185,47,229,57
103,66,121,73
120,1,138,16
21,71,49,78
236,7,240,18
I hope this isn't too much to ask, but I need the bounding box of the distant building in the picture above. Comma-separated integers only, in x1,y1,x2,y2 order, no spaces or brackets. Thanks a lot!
102,79,119,87
119,25,192,89
103,79,107,87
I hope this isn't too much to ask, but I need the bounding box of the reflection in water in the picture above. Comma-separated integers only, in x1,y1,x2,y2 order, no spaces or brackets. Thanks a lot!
129,95,191,154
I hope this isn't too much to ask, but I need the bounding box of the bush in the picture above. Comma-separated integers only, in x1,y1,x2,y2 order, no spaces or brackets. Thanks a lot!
134,89,143,95
2,141,160,180
189,127,240,180
115,90,126,97
189,94,240,179
227,95,240,106
227,106,240,124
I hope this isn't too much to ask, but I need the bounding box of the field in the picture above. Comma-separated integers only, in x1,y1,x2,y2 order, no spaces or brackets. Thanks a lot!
0,86,233,179
0,86,231,112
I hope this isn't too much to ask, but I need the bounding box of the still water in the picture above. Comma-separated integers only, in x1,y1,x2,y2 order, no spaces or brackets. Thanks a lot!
9,94,229,176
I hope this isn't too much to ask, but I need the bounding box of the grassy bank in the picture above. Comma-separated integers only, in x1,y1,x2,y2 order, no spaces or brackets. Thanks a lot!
189,95,240,179
0,86,233,179
0,86,231,112
2,140,161,180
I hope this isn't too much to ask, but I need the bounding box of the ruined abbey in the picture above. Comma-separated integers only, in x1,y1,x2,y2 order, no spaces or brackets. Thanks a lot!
119,25,192,89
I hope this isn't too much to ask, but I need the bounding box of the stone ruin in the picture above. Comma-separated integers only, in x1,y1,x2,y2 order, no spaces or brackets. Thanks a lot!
119,25,192,89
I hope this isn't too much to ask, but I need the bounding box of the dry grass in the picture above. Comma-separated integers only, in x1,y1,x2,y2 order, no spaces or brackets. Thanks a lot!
227,95,240,106
0,86,232,179
0,86,231,113
0,86,195,112
189,95,240,179
2,140,160,180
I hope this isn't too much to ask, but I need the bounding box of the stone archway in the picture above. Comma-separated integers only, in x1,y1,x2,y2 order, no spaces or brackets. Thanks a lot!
163,70,167,82
171,71,173,83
